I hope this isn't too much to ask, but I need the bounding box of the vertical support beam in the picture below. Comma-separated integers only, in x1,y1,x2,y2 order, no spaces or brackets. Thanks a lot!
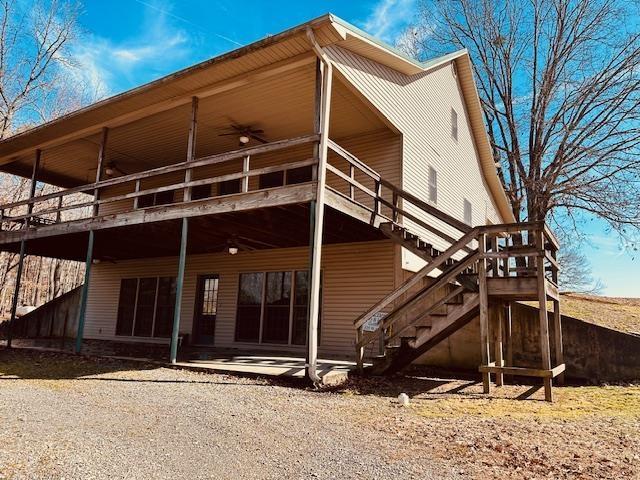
75,129,107,354
349,164,355,200
494,305,504,386
505,302,513,368
74,230,94,354
93,128,108,217
536,229,553,402
169,217,188,364
306,52,332,385
7,149,40,348
478,232,491,393
184,97,199,203
133,180,141,210
55,196,63,223
550,242,564,385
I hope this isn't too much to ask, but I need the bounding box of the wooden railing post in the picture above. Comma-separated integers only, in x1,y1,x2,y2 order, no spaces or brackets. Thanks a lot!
242,155,250,193
55,196,63,223
392,191,399,223
184,97,199,203
550,235,564,385
133,180,141,210
478,232,491,393
349,164,355,200
93,128,108,217
535,228,553,401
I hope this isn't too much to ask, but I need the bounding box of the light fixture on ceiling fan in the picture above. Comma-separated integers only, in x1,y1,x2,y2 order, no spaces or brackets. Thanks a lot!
219,122,267,147
104,162,127,177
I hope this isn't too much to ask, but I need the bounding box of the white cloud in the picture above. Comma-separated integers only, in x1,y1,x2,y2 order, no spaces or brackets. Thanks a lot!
67,1,192,98
362,0,418,44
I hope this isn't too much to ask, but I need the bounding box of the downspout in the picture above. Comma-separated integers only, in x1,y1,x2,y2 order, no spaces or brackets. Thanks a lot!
305,27,332,386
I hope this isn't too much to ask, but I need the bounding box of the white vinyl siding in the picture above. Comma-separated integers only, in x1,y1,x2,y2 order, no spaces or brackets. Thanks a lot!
326,46,505,260
84,241,395,359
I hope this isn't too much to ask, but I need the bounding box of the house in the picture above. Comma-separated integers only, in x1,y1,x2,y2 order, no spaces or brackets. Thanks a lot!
0,14,564,400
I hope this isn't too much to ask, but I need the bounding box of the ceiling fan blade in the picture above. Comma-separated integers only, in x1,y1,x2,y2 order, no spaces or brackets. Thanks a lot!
218,132,239,136
249,133,268,144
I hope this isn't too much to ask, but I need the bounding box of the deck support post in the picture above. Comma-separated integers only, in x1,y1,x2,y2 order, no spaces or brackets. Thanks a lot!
170,217,188,364
478,232,491,393
306,33,332,385
184,97,198,203
551,247,564,385
74,230,95,354
494,305,504,387
504,301,513,377
535,230,553,402
7,149,40,348
75,128,107,354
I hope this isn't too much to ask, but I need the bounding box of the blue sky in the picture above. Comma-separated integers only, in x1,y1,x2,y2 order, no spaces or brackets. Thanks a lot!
73,0,638,297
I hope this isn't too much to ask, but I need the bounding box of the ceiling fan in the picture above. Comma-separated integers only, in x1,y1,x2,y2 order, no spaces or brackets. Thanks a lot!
218,122,267,146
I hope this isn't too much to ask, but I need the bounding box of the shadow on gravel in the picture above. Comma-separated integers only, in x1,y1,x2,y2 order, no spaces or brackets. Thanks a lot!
0,348,159,380
0,348,309,388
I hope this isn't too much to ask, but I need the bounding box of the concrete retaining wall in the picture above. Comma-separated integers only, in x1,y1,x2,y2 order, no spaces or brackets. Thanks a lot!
417,303,640,383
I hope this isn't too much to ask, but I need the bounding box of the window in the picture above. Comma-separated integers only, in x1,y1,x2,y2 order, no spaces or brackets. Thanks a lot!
115,276,177,338
236,272,264,342
262,271,292,344
219,178,241,196
464,199,472,225
258,166,314,190
259,171,284,189
235,270,321,345
451,107,458,141
428,166,437,204
137,190,175,208
192,184,212,200
286,166,313,185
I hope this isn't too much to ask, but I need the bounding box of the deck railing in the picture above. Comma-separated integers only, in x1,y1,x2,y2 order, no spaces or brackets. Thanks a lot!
0,134,319,232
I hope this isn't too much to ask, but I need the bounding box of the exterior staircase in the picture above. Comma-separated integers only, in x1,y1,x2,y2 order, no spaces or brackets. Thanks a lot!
326,139,565,400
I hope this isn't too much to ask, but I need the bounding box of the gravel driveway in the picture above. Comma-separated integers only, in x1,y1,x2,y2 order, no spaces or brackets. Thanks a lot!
0,350,449,480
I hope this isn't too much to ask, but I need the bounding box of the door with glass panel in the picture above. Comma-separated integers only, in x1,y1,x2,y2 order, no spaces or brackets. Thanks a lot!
192,274,219,345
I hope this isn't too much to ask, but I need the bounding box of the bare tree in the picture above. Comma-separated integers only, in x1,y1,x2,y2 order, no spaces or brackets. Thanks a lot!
0,0,94,316
0,0,82,139
403,0,640,290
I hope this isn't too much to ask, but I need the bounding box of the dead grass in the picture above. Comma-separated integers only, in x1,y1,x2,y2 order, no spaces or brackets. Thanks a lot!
342,375,640,479
559,293,640,334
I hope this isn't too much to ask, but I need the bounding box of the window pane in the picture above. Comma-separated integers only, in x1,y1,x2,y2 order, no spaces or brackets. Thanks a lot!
236,273,264,342
155,190,174,205
262,272,291,344
116,279,138,336
428,167,437,204
134,277,157,337
292,271,321,346
138,194,154,209
286,166,312,185
219,179,241,196
154,277,176,338
192,184,212,200
451,108,458,141
201,277,219,315
464,199,472,225
259,171,284,189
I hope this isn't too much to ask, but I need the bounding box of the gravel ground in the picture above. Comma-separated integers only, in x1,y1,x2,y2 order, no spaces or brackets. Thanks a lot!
0,350,451,480
1,349,638,479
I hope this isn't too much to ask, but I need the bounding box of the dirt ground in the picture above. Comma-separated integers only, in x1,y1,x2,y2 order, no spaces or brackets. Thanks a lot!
0,349,638,479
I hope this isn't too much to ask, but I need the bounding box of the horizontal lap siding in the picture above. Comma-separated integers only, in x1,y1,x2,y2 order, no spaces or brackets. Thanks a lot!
84,241,395,358
327,47,504,269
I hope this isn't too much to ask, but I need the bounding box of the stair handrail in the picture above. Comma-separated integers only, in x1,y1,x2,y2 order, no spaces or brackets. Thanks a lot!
354,226,479,330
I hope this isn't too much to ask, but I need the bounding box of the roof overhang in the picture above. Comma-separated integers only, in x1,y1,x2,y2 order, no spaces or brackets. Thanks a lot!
0,12,514,222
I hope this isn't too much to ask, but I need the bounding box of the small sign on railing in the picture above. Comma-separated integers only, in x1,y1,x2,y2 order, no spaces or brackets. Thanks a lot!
363,311,387,332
